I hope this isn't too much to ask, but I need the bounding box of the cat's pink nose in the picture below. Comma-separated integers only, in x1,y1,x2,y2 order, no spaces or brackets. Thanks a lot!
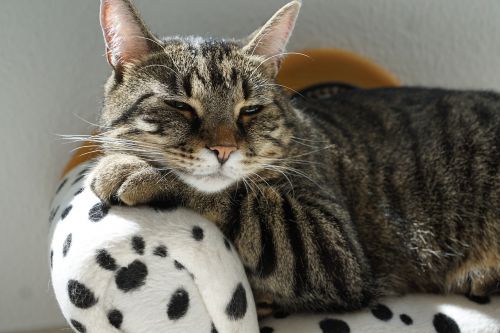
208,145,238,164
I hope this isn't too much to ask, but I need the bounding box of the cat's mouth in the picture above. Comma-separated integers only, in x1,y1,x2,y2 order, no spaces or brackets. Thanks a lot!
176,169,238,193
169,149,246,193
191,171,229,180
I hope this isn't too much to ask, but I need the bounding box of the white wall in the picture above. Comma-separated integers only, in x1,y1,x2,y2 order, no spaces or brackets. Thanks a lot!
1,0,499,331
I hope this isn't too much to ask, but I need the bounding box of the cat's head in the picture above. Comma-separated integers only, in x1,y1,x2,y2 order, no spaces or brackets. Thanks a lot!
98,0,301,193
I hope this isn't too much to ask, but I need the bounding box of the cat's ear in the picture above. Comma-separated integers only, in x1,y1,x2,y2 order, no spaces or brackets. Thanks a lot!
100,0,159,71
242,1,301,75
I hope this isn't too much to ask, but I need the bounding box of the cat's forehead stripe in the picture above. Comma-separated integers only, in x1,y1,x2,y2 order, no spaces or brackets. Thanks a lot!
182,74,193,98
124,38,261,101
242,77,251,100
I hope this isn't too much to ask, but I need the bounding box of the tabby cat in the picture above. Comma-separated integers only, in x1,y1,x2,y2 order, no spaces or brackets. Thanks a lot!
88,0,500,313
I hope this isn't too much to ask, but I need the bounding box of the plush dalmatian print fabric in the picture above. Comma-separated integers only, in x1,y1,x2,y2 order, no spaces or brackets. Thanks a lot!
49,161,500,333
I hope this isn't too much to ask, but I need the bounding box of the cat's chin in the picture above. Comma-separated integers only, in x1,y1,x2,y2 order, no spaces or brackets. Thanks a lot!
176,171,236,193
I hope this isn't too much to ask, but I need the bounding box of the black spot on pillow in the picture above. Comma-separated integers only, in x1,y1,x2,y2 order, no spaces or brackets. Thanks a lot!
50,250,53,269
107,309,123,329
49,206,59,224
55,178,68,194
224,238,231,250
62,233,72,257
211,322,218,333
192,226,204,241
466,294,491,304
273,310,290,319
371,303,393,321
74,188,84,196
72,174,86,185
167,288,190,320
260,327,274,333
78,167,90,176
174,260,185,270
89,202,109,222
433,313,460,333
61,205,73,220
132,236,145,255
96,249,117,271
70,319,86,333
225,283,247,320
400,313,413,325
68,280,98,309
115,260,148,292
153,245,168,257
319,318,350,333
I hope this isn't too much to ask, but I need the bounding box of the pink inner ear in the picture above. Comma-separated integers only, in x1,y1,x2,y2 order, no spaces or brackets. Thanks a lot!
101,0,150,68
245,1,300,60
255,17,294,57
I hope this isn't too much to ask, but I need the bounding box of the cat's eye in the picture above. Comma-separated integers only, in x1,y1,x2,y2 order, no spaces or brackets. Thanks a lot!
165,100,195,113
240,105,263,116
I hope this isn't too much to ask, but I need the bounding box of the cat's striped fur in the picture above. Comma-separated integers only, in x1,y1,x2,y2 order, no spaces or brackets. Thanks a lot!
88,0,500,313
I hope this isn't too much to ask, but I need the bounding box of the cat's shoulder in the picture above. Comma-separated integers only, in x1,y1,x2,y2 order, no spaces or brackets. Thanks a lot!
293,85,500,111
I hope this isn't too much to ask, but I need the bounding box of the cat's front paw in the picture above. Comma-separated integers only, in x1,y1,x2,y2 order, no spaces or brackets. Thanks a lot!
88,154,163,206
254,290,276,318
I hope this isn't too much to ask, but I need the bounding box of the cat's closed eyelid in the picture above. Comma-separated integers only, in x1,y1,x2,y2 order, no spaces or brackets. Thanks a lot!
240,105,264,117
165,100,195,112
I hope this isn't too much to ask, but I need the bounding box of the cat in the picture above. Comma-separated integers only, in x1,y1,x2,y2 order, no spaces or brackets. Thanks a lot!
88,0,500,313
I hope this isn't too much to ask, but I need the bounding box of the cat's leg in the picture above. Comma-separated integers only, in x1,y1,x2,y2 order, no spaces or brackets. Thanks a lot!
468,232,500,297
447,252,500,300
88,154,164,206
253,290,276,318
468,267,500,299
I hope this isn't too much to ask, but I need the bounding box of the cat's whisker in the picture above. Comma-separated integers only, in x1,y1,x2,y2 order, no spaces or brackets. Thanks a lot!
155,169,176,185
71,113,108,130
57,134,94,143
69,144,102,153
261,163,323,190
245,174,267,202
98,144,159,155
77,149,104,158
290,135,330,143
247,171,283,199
241,178,251,194
241,176,256,198
254,83,305,98
258,156,324,166
290,138,327,149
286,145,336,159
248,171,271,189
82,136,164,152
81,142,165,158
245,174,263,199
250,164,295,195
131,35,166,52
249,52,312,80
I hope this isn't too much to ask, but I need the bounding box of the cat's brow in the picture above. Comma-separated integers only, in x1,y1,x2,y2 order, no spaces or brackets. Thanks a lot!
111,93,155,126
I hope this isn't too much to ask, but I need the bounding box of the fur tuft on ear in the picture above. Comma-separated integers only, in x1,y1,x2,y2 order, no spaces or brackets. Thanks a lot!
100,0,159,70
243,1,301,74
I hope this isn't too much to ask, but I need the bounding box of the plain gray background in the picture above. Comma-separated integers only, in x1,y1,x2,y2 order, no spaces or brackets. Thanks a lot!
1,0,500,331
